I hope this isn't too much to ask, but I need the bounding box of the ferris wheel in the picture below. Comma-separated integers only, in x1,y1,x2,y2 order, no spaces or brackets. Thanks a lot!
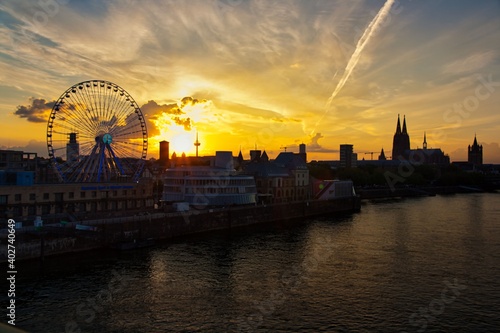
47,80,148,183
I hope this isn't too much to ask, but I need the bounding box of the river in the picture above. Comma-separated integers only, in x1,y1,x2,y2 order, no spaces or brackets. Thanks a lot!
10,193,500,332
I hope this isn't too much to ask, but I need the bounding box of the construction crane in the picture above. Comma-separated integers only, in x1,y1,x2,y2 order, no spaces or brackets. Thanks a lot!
365,152,376,160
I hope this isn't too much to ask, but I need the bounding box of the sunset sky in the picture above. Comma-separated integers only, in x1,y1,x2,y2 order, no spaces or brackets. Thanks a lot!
1,0,500,163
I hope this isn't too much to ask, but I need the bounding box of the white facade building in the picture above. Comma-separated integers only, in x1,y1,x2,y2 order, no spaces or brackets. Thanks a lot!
162,151,257,207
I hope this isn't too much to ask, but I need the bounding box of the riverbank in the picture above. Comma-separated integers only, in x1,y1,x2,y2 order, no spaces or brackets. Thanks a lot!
4,185,495,263
1,196,360,262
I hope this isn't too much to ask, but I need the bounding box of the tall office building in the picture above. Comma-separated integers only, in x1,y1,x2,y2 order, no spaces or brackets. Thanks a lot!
340,144,356,168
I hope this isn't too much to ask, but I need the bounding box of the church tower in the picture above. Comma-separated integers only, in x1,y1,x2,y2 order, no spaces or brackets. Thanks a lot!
392,115,411,160
378,148,386,161
468,134,483,165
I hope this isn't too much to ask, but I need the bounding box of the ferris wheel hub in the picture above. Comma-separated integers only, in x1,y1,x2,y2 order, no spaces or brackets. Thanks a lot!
95,133,113,144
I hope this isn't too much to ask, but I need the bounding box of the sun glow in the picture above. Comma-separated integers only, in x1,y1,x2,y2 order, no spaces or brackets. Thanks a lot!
150,98,216,157
165,126,196,155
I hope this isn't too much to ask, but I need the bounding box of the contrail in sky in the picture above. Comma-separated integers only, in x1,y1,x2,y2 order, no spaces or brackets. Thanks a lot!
326,0,395,108
310,0,395,136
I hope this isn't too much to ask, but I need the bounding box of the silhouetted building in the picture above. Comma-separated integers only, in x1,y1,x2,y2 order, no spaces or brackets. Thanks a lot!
159,140,169,168
0,150,39,185
468,135,483,166
1,150,23,171
162,151,257,207
236,150,244,170
66,132,79,165
250,150,262,162
299,143,307,163
392,114,410,160
414,132,450,165
340,144,357,168
0,181,154,220
244,150,310,204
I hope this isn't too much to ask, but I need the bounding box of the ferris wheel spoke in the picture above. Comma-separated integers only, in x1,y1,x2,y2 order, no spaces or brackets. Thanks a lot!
73,90,103,135
63,90,100,135
56,113,95,138
63,142,97,182
109,117,140,133
50,121,80,134
87,81,104,127
110,143,141,160
104,84,118,124
113,140,145,147
113,97,133,125
78,144,96,158
111,130,142,140
107,90,123,124
62,90,97,131
108,88,131,124
111,127,145,138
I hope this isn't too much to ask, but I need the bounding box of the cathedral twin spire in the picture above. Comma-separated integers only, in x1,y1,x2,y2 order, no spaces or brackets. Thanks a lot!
392,114,410,160
395,114,408,135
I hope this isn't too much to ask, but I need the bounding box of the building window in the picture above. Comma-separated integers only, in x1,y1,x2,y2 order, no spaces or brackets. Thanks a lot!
81,192,86,198
0,195,7,205
69,192,74,199
113,191,117,197
15,194,21,201
43,193,49,200
91,191,97,198
29,193,36,201
122,190,127,196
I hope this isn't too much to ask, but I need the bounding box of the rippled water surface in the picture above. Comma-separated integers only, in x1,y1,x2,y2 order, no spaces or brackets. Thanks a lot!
12,193,500,332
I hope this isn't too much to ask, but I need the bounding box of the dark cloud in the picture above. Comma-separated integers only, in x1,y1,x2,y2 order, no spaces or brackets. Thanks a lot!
306,133,339,153
13,98,55,123
140,97,207,135
180,96,206,108
141,100,183,117
172,116,191,131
